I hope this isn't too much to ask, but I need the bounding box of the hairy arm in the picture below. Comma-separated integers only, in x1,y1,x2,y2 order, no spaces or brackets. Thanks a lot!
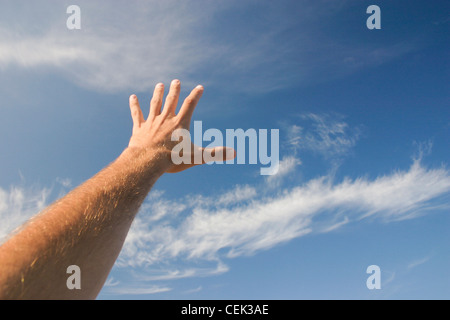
0,80,233,299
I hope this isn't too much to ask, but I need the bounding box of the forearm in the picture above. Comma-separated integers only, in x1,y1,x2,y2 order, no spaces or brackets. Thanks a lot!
0,147,169,299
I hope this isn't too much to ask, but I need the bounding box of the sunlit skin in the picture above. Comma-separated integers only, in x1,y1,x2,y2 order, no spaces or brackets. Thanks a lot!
0,80,235,299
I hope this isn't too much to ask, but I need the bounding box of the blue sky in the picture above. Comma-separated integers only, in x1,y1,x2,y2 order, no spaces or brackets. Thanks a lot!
0,0,449,299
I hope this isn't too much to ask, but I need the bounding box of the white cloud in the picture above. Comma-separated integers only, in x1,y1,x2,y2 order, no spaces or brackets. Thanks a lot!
407,255,431,270
104,284,171,296
135,263,229,282
0,35,94,68
103,277,120,288
0,1,416,93
55,177,72,188
382,270,396,288
0,186,50,243
294,113,361,160
1,160,449,295
265,156,301,187
286,124,303,152
0,1,220,92
114,159,450,289
183,286,202,294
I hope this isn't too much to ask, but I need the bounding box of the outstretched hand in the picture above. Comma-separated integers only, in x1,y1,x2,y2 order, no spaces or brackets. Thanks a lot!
127,80,235,173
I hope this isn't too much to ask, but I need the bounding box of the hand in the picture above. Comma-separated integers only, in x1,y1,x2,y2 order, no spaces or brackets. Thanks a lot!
127,80,235,173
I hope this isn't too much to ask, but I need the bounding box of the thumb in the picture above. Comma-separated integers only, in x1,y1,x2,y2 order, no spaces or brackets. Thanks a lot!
202,146,236,164
166,146,236,173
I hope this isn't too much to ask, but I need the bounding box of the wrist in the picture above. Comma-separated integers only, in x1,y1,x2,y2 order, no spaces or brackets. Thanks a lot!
119,146,172,175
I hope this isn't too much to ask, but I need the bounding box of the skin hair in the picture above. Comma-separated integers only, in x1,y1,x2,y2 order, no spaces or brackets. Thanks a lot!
0,80,235,299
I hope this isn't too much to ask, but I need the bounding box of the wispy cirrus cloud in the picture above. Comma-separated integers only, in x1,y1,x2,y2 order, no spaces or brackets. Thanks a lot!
111,158,450,291
0,0,416,93
286,113,362,161
0,1,210,92
103,283,171,296
407,255,432,270
0,176,73,243
265,156,301,187
4,154,448,296
0,186,50,243
111,117,439,291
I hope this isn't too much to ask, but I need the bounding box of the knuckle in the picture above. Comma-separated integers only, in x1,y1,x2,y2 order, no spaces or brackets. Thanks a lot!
168,92,178,100
184,96,194,105
132,109,140,118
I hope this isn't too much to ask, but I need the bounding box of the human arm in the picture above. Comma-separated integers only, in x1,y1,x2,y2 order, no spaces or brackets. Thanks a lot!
0,80,234,299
